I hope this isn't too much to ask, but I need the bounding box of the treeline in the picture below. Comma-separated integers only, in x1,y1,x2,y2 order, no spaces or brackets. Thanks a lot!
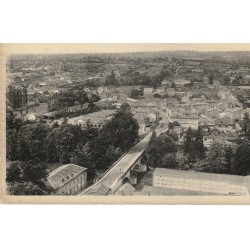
123,70,169,88
144,127,250,176
6,104,139,194
6,160,51,195
104,68,173,88
104,71,119,86
6,85,28,110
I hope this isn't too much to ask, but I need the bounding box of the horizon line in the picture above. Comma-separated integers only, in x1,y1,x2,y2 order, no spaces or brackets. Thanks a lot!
2,43,250,55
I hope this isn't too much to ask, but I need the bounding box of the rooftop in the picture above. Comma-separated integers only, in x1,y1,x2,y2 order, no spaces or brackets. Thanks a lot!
117,183,135,195
48,164,87,190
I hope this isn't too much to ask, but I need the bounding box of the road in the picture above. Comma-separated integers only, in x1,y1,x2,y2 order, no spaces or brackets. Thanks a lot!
79,126,167,195
175,65,180,76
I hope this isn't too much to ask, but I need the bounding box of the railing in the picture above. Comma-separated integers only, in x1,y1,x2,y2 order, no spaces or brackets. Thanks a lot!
80,130,153,195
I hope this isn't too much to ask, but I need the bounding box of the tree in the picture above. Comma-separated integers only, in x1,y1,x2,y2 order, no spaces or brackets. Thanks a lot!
76,90,89,112
225,145,233,173
106,146,123,164
204,141,234,174
110,71,118,86
6,107,15,129
88,101,97,112
171,82,176,88
183,127,205,161
98,109,139,152
131,88,143,99
7,182,48,195
105,71,118,86
71,142,91,167
183,128,194,155
168,121,180,129
6,162,22,182
144,134,177,167
120,102,131,113
89,109,139,169
234,140,250,175
242,112,250,139
6,128,19,160
195,126,205,158
89,93,100,103
223,76,230,85
58,91,77,109
46,124,88,164
17,122,50,161
176,152,190,170
208,74,214,85
6,160,50,195
162,153,178,169
6,85,28,110
154,93,162,98
22,160,48,185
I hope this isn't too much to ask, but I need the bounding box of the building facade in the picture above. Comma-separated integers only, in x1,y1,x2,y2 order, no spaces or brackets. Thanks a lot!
48,164,87,195
153,168,250,196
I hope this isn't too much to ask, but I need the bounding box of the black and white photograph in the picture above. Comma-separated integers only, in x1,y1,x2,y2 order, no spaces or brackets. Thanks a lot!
1,43,250,203
2,2,250,250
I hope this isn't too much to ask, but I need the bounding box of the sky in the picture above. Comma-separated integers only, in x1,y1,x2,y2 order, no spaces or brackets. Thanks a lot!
1,43,250,55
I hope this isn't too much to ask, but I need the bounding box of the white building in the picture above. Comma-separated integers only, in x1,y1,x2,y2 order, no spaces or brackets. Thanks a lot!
25,113,36,121
153,168,250,196
144,87,154,94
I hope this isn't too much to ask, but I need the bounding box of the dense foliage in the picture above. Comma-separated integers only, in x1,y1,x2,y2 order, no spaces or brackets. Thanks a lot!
6,106,139,194
144,133,177,167
6,85,28,110
144,125,250,176
6,160,50,195
183,127,205,160
48,89,89,112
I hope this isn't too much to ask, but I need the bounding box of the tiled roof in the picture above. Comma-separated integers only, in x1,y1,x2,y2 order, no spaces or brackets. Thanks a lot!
117,183,135,195
48,164,87,189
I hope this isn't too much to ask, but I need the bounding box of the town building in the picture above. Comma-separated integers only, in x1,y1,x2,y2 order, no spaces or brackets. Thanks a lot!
67,109,116,129
161,79,172,86
224,108,242,122
176,117,199,130
174,79,190,87
198,114,215,128
116,183,135,195
203,76,209,85
25,113,37,121
68,103,89,116
203,130,238,148
165,88,175,97
215,116,233,129
241,108,250,119
48,164,87,195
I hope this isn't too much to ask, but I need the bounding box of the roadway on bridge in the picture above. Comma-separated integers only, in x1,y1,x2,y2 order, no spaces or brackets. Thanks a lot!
79,126,167,195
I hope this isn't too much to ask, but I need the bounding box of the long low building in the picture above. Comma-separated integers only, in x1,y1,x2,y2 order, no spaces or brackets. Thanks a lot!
152,168,250,196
